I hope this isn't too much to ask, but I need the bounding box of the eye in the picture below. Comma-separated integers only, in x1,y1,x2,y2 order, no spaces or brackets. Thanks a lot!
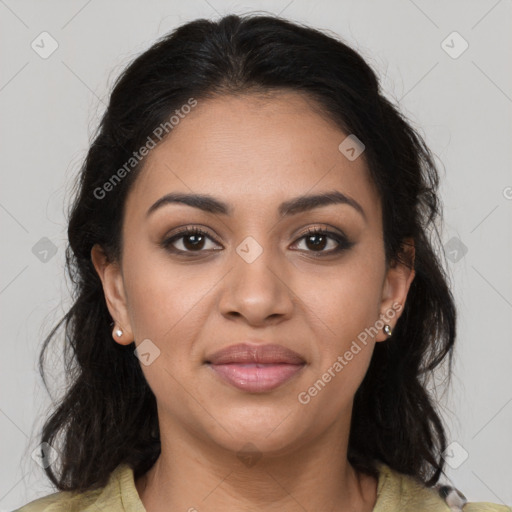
161,227,221,255
291,227,354,256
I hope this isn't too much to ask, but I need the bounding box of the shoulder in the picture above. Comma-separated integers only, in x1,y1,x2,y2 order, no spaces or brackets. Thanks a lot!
375,462,511,512
13,488,103,512
13,463,140,512
435,483,511,512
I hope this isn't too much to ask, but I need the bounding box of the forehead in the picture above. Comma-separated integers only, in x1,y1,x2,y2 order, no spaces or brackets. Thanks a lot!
125,91,380,224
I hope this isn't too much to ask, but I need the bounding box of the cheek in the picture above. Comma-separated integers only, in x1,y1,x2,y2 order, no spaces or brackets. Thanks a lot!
294,266,382,414
296,250,385,340
290,249,385,405
122,240,214,340
121,252,213,402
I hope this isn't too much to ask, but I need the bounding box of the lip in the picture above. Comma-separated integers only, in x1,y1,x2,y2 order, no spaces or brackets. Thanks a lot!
205,343,306,393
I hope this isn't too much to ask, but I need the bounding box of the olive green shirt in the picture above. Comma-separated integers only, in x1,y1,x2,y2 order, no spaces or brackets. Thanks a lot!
14,461,511,511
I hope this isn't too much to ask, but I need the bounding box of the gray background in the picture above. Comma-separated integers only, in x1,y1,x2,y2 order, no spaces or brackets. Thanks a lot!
1,0,511,509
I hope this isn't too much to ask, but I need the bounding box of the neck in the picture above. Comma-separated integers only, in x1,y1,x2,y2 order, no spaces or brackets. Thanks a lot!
135,419,378,512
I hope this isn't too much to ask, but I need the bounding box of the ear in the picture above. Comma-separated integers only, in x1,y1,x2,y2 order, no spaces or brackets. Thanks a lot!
375,238,415,342
91,243,134,346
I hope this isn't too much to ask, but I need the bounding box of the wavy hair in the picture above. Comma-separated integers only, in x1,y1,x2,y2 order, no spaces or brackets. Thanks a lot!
37,13,456,492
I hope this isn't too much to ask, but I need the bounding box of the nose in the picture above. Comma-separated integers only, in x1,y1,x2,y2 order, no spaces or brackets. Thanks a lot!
217,237,295,326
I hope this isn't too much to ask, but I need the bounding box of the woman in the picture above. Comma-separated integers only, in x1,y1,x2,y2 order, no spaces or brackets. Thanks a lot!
16,13,510,512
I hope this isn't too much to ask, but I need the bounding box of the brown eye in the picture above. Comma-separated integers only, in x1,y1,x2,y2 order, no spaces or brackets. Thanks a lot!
161,227,221,254
292,227,354,256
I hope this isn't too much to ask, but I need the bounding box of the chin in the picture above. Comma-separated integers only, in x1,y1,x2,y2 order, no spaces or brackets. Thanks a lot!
200,407,311,456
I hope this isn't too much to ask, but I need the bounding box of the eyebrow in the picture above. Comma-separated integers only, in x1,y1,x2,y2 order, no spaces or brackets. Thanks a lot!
146,190,366,221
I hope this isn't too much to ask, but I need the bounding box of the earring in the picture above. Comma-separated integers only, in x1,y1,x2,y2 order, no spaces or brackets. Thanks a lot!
114,327,123,338
383,324,393,337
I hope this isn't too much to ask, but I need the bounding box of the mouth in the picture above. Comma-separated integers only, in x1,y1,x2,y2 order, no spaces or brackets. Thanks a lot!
204,342,306,393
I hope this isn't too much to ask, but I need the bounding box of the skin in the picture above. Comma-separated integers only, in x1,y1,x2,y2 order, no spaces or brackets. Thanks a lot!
91,91,415,512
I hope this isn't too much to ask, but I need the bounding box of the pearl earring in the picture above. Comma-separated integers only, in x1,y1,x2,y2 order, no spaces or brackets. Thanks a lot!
115,328,123,337
383,324,393,337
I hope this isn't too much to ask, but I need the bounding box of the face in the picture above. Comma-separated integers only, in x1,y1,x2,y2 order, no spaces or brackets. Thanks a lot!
92,91,414,457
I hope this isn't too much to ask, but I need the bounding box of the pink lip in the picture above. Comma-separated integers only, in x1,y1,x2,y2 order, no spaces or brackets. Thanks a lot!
205,343,306,392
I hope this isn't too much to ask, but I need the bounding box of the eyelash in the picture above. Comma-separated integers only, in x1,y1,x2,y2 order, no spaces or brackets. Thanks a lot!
161,226,354,257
